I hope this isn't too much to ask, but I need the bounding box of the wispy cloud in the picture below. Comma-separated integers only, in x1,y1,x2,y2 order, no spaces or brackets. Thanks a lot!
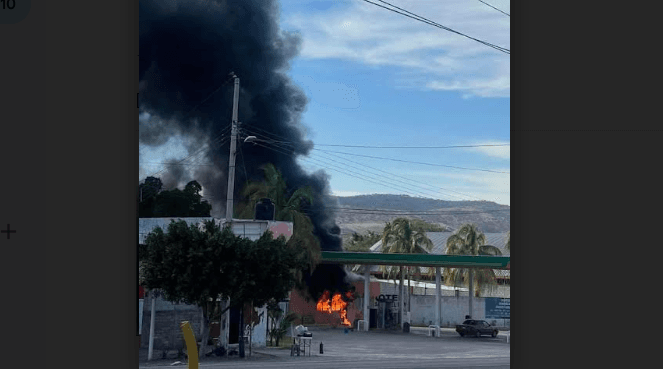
282,0,510,98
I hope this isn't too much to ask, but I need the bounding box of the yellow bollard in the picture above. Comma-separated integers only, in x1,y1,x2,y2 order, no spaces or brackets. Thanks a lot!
180,321,199,369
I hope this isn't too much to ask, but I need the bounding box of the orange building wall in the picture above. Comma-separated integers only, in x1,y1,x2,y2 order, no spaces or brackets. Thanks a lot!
288,280,381,328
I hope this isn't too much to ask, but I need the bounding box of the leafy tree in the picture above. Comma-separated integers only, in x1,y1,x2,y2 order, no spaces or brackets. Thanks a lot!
138,176,163,217
265,300,299,347
236,163,321,275
505,231,510,252
344,231,381,274
407,218,449,232
139,179,212,217
139,220,308,358
379,218,434,314
443,223,503,298
344,231,382,252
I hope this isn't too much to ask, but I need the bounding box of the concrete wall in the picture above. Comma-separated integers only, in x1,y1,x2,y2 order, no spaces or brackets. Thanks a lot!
374,282,509,328
247,305,268,347
140,294,270,351
140,294,204,351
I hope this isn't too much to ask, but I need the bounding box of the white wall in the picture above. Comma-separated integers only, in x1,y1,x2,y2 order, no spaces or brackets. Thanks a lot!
376,281,509,328
248,306,268,347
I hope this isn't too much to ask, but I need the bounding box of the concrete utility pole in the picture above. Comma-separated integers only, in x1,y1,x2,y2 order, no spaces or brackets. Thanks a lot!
147,291,157,360
225,72,246,358
468,269,474,318
222,73,242,357
363,267,370,331
226,73,240,223
399,266,404,329
435,267,441,330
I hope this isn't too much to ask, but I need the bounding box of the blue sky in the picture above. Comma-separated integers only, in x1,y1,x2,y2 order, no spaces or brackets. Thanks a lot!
140,0,510,205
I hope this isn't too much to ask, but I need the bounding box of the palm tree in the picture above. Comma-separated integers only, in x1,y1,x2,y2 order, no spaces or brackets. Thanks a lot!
380,218,434,317
237,163,321,273
444,223,502,308
505,231,510,252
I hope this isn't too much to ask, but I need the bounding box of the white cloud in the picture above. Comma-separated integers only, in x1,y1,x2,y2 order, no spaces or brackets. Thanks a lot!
282,0,510,98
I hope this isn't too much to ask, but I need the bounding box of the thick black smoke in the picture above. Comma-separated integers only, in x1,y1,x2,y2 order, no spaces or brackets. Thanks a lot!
139,0,351,300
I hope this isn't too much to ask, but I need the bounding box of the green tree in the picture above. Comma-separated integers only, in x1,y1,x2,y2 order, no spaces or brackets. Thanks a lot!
138,176,163,217
236,163,321,275
379,218,434,314
139,220,307,358
505,231,510,252
344,231,382,274
443,223,503,298
408,218,449,232
344,231,381,252
265,299,300,347
139,179,212,217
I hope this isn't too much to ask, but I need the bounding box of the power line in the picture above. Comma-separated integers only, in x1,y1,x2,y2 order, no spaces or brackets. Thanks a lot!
139,133,230,182
239,127,509,174
477,0,510,17
252,141,439,199
313,148,510,174
238,136,507,201
310,150,462,200
179,73,236,121
315,143,510,149
326,208,510,216
362,0,509,54
313,150,488,201
253,140,489,202
240,125,296,147
139,74,235,182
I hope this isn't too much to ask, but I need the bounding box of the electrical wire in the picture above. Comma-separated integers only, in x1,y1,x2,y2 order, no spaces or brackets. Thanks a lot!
312,149,489,201
239,126,509,174
310,150,473,200
314,148,510,174
314,143,510,149
320,208,509,216
362,0,509,54
252,140,485,202
477,0,510,17
139,131,230,182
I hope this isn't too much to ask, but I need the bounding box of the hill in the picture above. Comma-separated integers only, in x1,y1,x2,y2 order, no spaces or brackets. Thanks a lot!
330,194,510,239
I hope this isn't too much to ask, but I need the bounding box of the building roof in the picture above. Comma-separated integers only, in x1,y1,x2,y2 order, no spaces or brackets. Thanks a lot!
139,217,294,244
370,232,509,256
363,232,510,277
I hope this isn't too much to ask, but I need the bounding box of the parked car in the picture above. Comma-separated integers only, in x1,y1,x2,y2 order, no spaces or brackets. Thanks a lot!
456,319,499,338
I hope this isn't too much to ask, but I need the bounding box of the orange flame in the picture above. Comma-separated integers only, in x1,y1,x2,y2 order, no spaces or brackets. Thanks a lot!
316,291,352,326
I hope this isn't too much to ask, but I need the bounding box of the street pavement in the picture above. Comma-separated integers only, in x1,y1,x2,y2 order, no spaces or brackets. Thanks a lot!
139,326,510,368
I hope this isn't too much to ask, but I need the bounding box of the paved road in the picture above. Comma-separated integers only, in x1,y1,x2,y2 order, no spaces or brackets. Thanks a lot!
140,326,510,368
140,357,509,368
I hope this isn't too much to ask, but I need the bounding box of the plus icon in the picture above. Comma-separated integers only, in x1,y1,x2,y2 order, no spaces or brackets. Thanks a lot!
1,224,17,239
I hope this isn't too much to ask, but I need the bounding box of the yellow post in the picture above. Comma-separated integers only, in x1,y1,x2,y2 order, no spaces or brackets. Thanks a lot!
180,321,199,369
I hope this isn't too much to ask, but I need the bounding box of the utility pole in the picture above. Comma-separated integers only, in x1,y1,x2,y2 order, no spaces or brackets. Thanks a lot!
226,72,240,223
225,72,245,358
468,269,474,319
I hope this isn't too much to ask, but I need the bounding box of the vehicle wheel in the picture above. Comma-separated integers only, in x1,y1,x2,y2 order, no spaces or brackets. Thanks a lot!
475,330,481,338
492,331,497,338
459,332,464,337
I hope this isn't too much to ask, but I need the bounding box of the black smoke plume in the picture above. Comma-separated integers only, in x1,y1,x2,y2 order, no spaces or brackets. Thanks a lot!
139,0,351,300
